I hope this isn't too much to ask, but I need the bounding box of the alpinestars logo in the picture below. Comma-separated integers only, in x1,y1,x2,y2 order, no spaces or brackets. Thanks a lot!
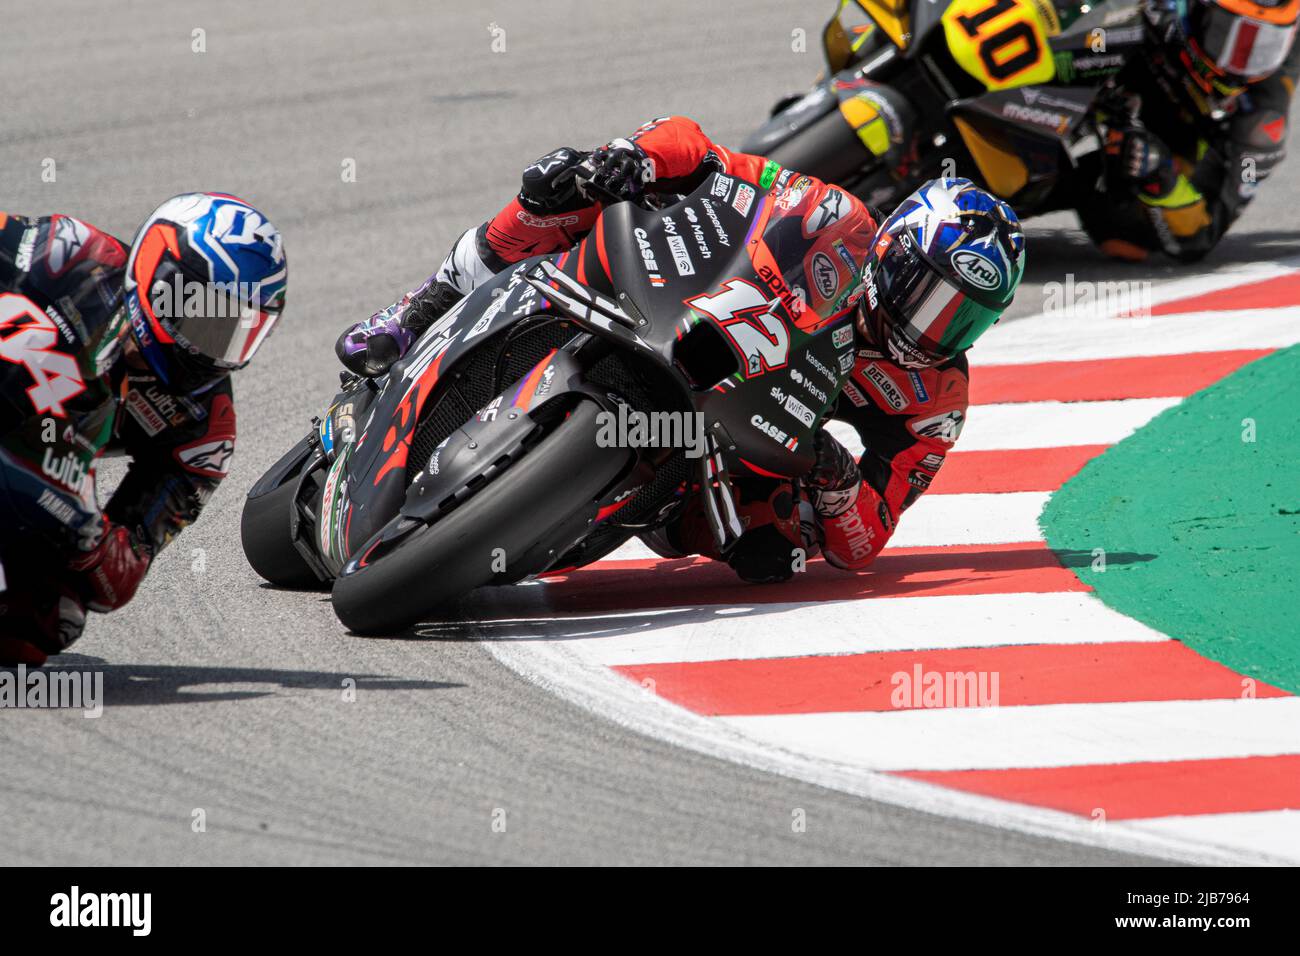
176,438,234,477
526,149,572,177
912,409,965,444
173,393,236,477
47,216,91,275
806,189,846,234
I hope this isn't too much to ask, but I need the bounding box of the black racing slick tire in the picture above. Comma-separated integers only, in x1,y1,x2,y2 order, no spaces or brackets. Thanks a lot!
240,476,324,590
330,399,630,634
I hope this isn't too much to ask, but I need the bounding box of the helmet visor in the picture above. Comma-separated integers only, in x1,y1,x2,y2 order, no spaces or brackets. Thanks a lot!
177,304,281,368
870,236,1003,361
150,274,282,368
1195,2,1298,80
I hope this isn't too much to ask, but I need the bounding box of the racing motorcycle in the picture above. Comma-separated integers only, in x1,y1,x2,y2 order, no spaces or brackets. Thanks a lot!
745,0,1145,214
241,171,860,634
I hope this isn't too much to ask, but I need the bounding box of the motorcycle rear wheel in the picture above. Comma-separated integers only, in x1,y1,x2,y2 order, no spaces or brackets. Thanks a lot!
764,108,875,194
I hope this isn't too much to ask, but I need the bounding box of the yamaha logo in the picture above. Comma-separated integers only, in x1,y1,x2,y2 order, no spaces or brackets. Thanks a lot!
950,250,1000,291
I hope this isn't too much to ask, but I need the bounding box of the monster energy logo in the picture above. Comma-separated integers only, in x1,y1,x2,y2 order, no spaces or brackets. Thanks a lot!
1053,51,1075,84
759,160,782,189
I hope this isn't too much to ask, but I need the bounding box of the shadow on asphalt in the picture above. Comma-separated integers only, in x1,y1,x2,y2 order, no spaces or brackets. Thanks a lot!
392,545,1159,645
8,656,464,705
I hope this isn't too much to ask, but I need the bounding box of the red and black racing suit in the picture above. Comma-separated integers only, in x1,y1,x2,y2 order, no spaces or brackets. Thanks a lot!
384,116,970,574
0,213,236,661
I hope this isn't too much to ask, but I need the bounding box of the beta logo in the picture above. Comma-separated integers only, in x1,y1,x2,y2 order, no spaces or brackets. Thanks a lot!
950,250,1000,291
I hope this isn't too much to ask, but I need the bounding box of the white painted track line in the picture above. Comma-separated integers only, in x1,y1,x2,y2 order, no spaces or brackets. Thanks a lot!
720,697,1300,772
887,491,1051,546
827,398,1179,455
525,592,1169,666
1121,810,1300,864
487,631,1293,865
974,306,1300,364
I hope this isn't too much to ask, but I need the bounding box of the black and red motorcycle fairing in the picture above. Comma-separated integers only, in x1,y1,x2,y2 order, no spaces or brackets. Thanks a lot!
242,172,859,633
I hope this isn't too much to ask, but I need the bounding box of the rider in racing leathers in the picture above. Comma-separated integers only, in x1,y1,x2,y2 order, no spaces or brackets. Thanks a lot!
1081,0,1300,261
0,194,287,665
335,116,1023,582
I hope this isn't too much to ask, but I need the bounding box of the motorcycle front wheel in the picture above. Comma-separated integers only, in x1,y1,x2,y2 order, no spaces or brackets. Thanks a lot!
330,398,630,634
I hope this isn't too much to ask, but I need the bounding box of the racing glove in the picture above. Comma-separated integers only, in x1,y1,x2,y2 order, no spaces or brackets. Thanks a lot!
519,147,589,213
808,429,897,570
68,522,151,613
805,428,862,512
581,139,653,204
1105,124,1178,201
726,481,806,584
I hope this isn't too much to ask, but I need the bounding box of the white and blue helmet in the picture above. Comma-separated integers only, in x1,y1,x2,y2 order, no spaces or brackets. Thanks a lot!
858,178,1025,367
124,193,287,389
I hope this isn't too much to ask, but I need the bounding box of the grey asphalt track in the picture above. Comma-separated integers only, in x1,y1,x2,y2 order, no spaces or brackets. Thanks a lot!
2,0,1293,866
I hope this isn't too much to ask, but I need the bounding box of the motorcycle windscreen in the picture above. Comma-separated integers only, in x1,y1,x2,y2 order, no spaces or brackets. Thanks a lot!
825,0,909,70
